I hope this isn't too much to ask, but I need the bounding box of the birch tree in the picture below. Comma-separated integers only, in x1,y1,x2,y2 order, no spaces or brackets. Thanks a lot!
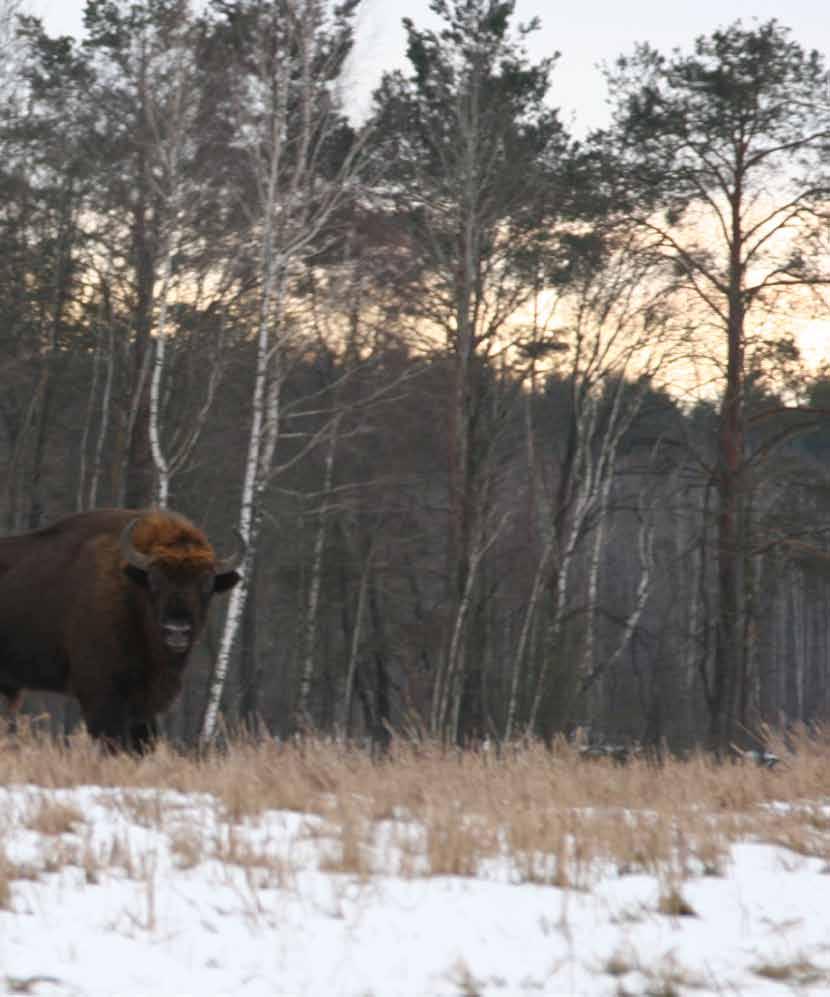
504,234,676,738
371,0,573,741
76,269,116,510
81,0,173,507
138,2,234,508
200,0,365,742
143,4,198,508
296,413,340,723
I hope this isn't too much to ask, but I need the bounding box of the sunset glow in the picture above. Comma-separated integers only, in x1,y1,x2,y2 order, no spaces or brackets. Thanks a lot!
796,317,830,372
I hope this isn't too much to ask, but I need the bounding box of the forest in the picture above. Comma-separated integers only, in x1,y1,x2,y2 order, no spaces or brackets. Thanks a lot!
2,0,830,753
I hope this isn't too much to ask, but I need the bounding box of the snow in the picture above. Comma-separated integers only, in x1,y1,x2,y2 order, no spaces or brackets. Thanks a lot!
2,785,830,996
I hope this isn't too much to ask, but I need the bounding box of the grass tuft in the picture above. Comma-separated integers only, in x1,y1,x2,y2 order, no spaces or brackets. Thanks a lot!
753,954,826,986
657,884,697,918
24,797,85,836
0,846,12,911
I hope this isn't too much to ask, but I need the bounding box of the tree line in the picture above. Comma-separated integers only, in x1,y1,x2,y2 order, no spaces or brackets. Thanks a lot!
3,0,830,752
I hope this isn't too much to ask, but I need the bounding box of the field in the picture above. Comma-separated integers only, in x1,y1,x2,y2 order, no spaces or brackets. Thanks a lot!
3,728,830,995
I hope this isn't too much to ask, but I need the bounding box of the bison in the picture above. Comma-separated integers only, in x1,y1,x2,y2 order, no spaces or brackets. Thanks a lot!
0,508,242,752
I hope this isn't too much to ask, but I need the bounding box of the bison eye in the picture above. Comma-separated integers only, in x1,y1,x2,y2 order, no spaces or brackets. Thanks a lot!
124,563,163,593
124,563,149,588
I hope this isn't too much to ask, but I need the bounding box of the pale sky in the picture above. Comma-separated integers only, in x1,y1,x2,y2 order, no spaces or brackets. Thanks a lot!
30,0,830,134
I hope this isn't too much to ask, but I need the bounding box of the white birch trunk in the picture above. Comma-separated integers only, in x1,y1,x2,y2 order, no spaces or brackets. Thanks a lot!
794,570,805,722
581,478,611,682
149,241,174,507
77,322,103,511
78,268,117,511
344,545,372,736
600,497,656,678
200,246,281,743
88,327,115,510
167,320,227,472
199,12,290,740
504,534,554,740
297,415,340,723
434,552,476,737
117,308,154,507
434,512,508,738
523,367,647,733
577,373,644,689
200,0,366,742
143,22,195,509
525,475,592,733
524,386,598,733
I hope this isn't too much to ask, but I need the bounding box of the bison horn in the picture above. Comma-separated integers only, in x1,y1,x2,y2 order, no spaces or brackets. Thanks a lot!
120,518,153,571
215,529,246,576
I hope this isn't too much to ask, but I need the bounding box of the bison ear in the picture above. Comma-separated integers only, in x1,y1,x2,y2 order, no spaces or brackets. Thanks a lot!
214,569,241,594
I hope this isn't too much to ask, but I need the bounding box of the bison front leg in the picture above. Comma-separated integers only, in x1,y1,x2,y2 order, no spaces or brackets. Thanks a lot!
82,692,133,753
1,686,23,736
78,669,160,754
85,703,160,755
129,717,160,755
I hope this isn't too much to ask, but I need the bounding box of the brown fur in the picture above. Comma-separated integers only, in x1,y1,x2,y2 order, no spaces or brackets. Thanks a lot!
0,508,241,752
127,511,216,570
1,687,23,718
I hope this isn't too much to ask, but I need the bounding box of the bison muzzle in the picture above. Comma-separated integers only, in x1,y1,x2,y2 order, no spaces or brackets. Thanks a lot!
0,508,242,752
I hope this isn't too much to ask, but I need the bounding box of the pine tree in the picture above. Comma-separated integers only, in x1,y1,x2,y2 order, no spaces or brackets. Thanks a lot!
602,20,830,748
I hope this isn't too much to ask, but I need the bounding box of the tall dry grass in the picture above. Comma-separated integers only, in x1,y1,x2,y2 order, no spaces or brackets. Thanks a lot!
2,723,830,885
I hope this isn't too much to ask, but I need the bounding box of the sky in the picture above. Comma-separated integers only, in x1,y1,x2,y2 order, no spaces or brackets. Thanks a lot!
24,0,830,373
4,781,830,995
29,0,830,134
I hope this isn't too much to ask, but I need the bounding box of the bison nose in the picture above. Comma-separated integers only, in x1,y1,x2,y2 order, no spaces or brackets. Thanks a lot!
162,620,192,653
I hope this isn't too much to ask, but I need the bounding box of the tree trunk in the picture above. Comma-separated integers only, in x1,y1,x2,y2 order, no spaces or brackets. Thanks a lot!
297,416,339,724
343,546,371,738
711,208,746,751
148,239,174,507
238,561,261,730
124,142,157,509
367,569,392,752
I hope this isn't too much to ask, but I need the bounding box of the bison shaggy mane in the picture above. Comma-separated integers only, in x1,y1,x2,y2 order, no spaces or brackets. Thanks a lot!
126,511,216,570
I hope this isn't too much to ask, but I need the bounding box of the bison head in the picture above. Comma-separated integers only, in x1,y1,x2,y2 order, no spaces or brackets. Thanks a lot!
120,518,243,655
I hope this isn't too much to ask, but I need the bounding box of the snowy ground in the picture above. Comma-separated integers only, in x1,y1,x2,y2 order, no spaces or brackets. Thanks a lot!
2,784,830,996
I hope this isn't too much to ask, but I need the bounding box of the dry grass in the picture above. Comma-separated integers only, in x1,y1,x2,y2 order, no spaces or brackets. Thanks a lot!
603,947,638,978
0,846,12,910
168,826,204,870
601,948,704,995
641,952,706,996
3,725,830,892
656,883,697,918
445,958,486,995
0,836,41,911
24,798,85,837
752,954,828,986
424,805,500,879
208,821,297,891
318,797,373,879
